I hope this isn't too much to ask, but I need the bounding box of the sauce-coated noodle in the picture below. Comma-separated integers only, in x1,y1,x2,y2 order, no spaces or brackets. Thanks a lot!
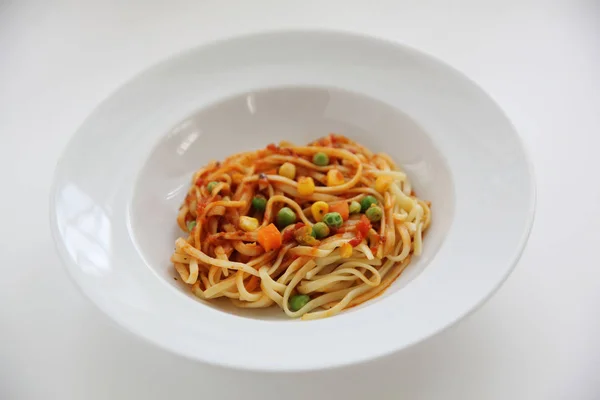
171,135,430,319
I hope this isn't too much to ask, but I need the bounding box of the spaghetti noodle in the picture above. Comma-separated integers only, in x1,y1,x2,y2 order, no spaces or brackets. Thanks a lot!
171,134,430,320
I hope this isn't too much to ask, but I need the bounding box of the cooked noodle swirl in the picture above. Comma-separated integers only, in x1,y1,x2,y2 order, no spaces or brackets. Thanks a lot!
171,134,430,320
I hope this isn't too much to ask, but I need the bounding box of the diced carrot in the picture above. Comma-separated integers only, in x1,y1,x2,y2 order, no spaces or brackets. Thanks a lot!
257,223,282,252
329,202,349,221
245,275,260,292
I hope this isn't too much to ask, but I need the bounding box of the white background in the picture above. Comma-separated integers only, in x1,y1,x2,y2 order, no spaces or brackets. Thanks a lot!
1,1,599,399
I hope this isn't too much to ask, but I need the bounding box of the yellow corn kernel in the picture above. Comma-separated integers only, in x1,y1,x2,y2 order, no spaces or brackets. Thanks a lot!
239,216,259,232
375,175,393,194
340,242,353,258
279,162,296,180
311,201,329,222
297,176,315,196
327,169,344,186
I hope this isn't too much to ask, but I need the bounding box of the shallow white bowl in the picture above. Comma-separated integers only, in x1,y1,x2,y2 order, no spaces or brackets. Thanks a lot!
50,30,535,371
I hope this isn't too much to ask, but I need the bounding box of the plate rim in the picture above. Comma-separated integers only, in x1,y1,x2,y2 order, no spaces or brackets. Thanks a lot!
48,28,537,372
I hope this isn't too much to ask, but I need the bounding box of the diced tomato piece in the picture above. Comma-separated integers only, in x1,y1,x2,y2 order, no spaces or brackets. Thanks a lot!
348,215,372,247
282,223,305,243
282,230,294,243
356,215,371,237
196,200,207,215
348,236,362,247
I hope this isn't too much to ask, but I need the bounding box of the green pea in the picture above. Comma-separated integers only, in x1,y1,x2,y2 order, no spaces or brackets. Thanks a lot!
323,212,343,228
312,152,329,166
277,207,297,228
186,220,196,232
251,195,267,212
365,205,383,222
360,195,378,212
349,200,361,214
289,294,310,311
207,181,218,193
312,222,330,239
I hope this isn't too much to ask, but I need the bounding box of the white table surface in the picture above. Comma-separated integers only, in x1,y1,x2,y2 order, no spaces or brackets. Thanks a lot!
1,1,599,399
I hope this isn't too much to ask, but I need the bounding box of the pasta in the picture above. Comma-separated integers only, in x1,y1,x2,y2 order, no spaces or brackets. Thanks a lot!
171,134,431,320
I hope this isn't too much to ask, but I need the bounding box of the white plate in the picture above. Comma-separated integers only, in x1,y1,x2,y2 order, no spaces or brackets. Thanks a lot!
50,30,535,371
